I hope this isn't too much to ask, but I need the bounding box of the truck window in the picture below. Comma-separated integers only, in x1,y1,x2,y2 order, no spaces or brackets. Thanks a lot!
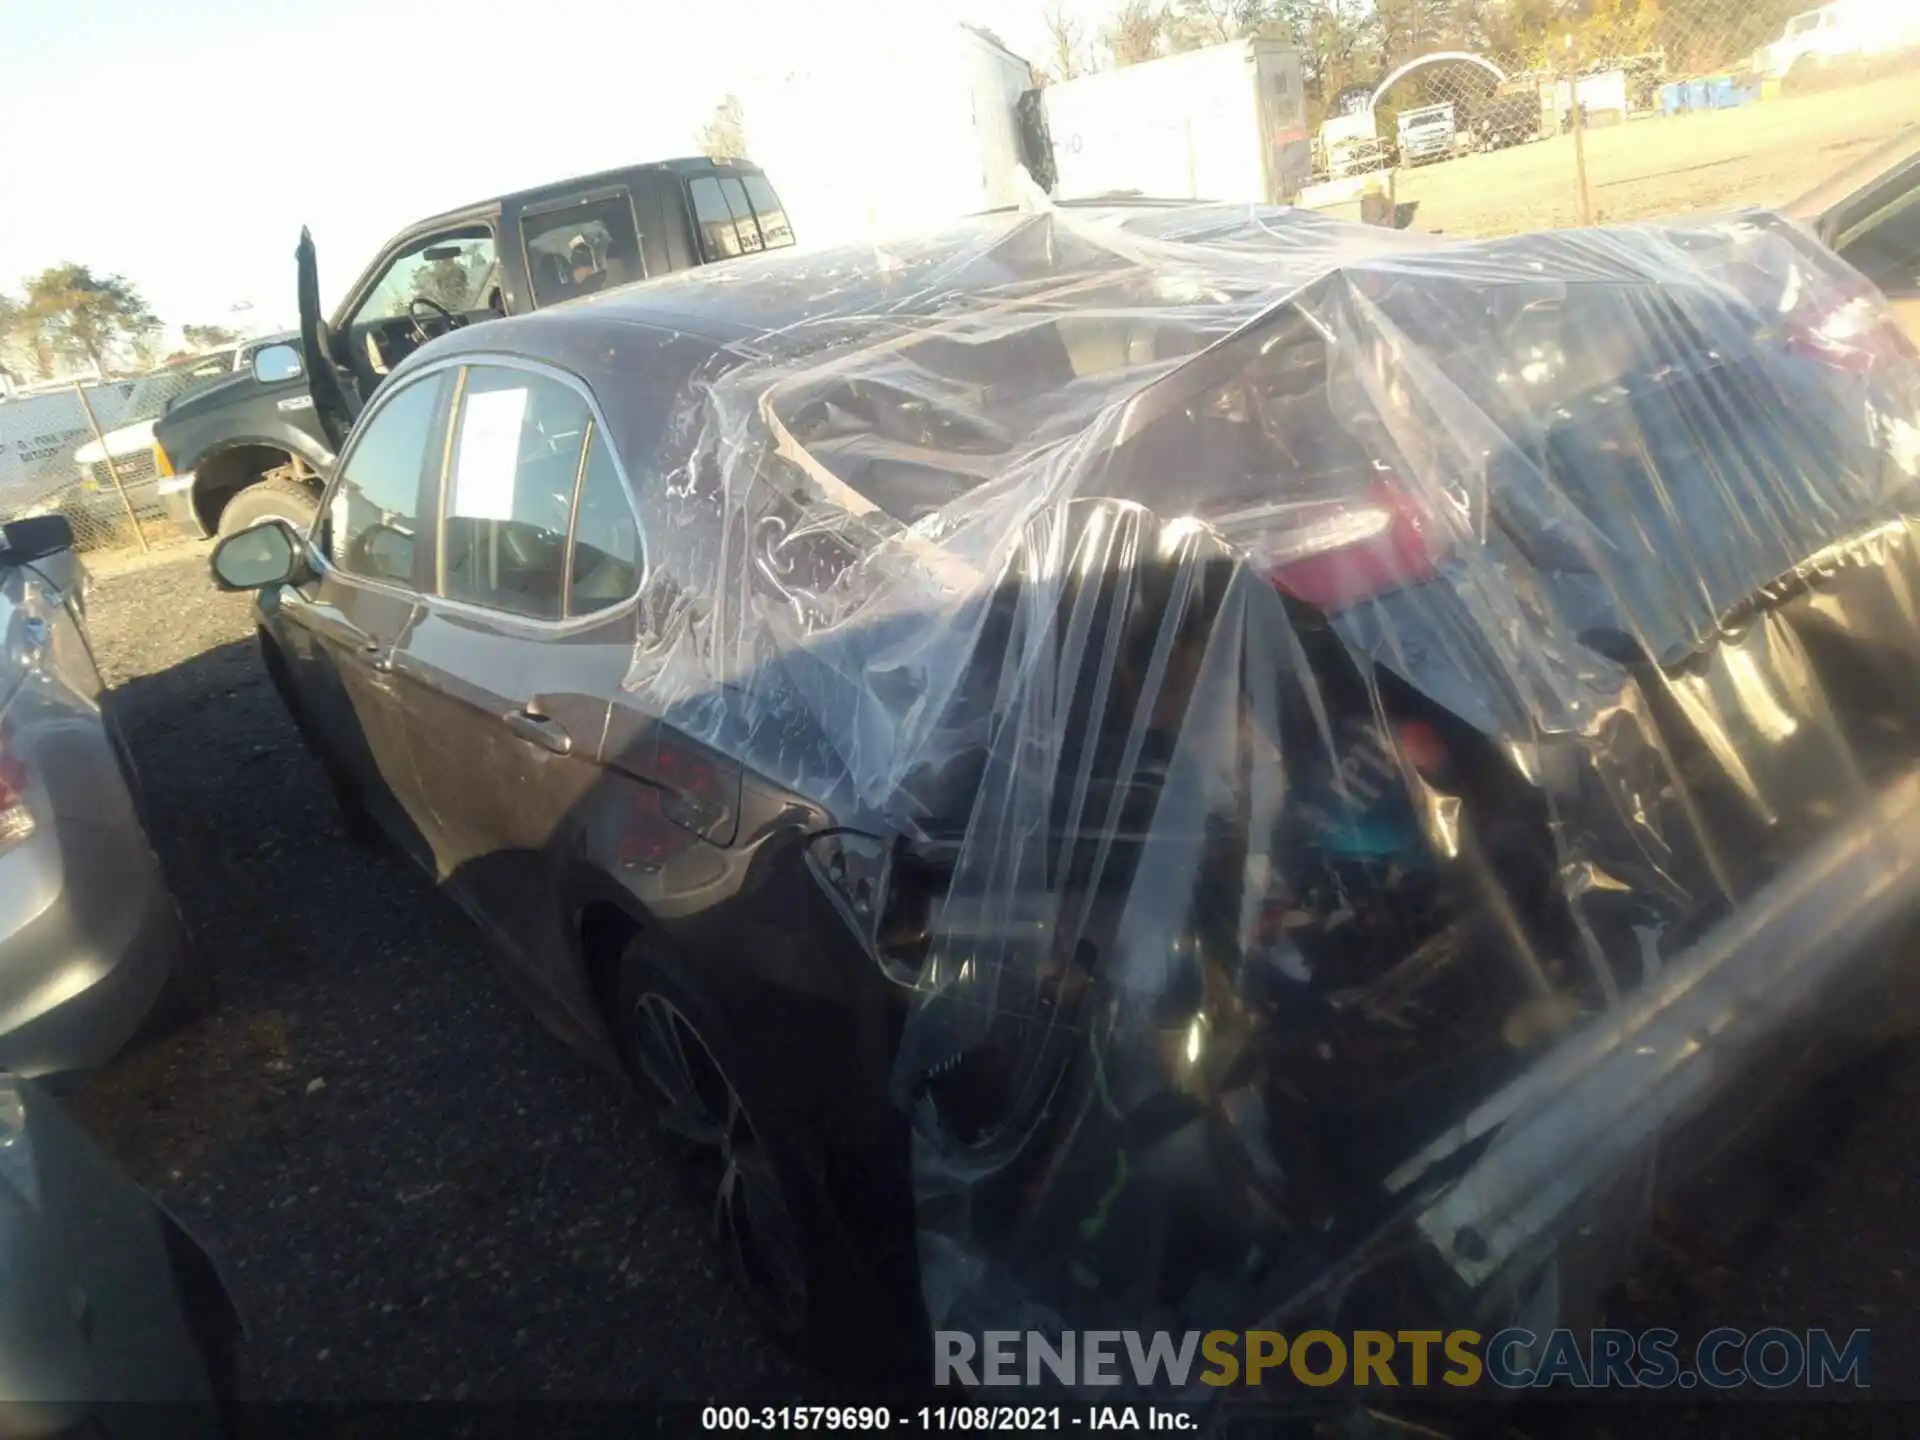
350,227,499,330
689,177,745,261
717,178,765,253
742,174,794,249
522,192,646,307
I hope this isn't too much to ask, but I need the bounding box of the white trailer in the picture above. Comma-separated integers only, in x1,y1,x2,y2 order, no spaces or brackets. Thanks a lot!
1041,39,1311,206
739,22,1038,248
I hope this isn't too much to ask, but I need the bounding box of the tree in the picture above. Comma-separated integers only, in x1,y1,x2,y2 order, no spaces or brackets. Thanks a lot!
1374,0,1461,68
1578,0,1663,65
699,94,748,160
1660,0,1799,70
1170,0,1272,49
1042,0,1090,78
1102,0,1170,65
22,264,158,372
181,323,242,350
1271,0,1381,110
0,293,19,387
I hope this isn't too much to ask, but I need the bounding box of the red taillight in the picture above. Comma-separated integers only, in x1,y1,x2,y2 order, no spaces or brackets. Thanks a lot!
1395,719,1448,777
1265,478,1447,610
1783,285,1918,375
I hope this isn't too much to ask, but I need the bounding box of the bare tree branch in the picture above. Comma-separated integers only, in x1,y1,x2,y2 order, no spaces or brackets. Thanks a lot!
1043,1,1089,78
1102,0,1169,66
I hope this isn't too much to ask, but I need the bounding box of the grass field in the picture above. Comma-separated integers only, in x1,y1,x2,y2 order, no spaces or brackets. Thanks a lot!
1393,72,1920,236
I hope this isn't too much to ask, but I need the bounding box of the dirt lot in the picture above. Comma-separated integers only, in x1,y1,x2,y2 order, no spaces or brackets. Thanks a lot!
1396,73,1920,237
63,552,1920,1423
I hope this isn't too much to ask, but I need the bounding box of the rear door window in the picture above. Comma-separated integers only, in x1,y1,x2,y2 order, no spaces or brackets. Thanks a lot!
521,191,646,307
689,177,745,261
437,367,589,620
742,174,794,249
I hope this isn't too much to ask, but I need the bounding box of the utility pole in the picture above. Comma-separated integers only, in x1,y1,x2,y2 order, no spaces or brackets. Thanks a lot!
1566,28,1594,226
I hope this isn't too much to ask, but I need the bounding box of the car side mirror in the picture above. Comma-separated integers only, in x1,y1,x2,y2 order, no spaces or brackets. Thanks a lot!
210,520,311,591
0,515,74,565
252,343,304,384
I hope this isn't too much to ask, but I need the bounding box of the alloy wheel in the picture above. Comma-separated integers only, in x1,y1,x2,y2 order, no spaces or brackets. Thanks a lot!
628,991,810,1333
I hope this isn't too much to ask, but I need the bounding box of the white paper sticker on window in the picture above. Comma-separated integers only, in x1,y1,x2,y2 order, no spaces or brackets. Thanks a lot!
452,387,528,521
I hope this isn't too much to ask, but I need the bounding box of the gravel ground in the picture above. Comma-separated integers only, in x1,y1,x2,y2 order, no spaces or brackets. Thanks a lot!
61,550,1920,1424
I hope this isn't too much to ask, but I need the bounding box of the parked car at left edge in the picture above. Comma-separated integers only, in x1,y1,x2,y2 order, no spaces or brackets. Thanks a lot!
0,514,200,1076
0,1070,240,1435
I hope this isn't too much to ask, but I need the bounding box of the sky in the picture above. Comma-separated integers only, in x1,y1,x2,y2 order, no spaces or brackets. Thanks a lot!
0,0,1106,346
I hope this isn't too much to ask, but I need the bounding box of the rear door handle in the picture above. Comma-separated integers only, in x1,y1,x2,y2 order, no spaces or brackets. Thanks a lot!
505,707,572,755
359,640,395,674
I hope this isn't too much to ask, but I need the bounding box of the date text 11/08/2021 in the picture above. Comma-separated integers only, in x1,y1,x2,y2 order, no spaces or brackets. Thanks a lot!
700,1406,1196,1431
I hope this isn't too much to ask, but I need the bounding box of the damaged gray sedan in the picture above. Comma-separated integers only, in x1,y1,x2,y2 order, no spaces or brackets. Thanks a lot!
213,198,1920,1378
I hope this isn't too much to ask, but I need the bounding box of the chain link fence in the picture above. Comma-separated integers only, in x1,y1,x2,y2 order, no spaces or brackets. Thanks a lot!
0,362,234,556
1300,0,1920,238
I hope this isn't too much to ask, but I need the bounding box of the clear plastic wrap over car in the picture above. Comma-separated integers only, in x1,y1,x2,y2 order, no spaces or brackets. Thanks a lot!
609,198,1920,1380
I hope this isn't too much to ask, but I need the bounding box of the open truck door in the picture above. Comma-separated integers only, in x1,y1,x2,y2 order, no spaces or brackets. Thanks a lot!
296,227,361,454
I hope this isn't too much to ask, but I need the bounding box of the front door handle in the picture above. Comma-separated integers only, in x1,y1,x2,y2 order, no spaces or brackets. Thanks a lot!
505,707,572,756
360,639,394,674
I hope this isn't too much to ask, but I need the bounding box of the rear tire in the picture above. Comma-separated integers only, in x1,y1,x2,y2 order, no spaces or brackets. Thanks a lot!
611,931,919,1375
216,476,318,539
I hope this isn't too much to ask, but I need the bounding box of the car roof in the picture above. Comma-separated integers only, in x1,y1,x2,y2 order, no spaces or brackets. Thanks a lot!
404,155,771,236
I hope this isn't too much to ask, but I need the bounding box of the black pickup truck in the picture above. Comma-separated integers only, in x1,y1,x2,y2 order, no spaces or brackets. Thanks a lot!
153,155,793,538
